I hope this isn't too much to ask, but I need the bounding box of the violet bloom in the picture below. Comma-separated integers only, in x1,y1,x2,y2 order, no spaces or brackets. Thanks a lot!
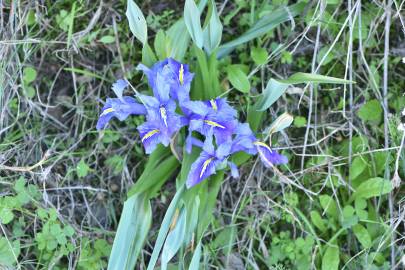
111,79,128,98
253,141,288,167
231,123,288,167
138,70,179,127
96,80,146,130
137,58,193,103
182,98,238,146
186,135,237,188
165,58,194,102
137,115,182,154
137,72,184,154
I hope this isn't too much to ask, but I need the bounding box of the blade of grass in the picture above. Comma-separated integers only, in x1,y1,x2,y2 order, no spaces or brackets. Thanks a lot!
67,2,77,49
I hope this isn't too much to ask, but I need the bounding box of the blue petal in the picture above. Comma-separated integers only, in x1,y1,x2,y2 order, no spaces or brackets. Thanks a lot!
255,142,288,167
111,79,128,99
182,100,210,116
228,162,239,178
230,123,257,154
211,119,237,145
120,97,147,116
186,153,218,188
96,113,114,130
205,98,237,119
166,58,194,102
137,121,162,154
153,71,171,102
186,134,204,153
137,60,168,90
138,94,160,109
202,135,215,155
96,97,146,130
216,141,232,159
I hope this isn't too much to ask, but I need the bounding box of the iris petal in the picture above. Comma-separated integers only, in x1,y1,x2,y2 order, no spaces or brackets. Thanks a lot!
111,79,128,99
96,97,146,130
254,142,288,167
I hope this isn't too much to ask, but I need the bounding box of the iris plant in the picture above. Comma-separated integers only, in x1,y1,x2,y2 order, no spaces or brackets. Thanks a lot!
97,58,287,188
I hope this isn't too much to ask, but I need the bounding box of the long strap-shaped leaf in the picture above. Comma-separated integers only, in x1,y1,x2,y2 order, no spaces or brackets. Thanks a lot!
217,2,305,58
107,147,179,269
147,185,185,270
107,193,151,270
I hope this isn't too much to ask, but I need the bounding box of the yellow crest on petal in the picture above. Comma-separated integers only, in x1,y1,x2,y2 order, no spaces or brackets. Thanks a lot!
209,99,218,111
200,157,214,178
141,129,160,142
159,107,168,127
100,108,115,116
179,64,184,85
253,141,272,151
204,120,225,129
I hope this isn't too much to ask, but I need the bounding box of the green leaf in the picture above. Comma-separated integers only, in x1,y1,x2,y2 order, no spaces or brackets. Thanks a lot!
226,65,250,93
203,0,222,54
349,157,368,180
251,47,268,65
166,19,190,60
24,86,36,98
184,0,204,49
0,207,14,224
293,116,307,128
50,224,62,236
278,72,353,84
218,2,305,58
23,67,37,83
14,177,26,193
127,156,179,196
184,196,200,244
211,226,236,255
126,0,147,45
147,186,185,270
357,99,382,124
154,30,169,60
353,224,372,248
64,225,75,237
141,43,157,67
255,79,289,111
105,155,124,175
322,246,340,270
189,241,202,270
160,208,187,269
76,159,90,178
0,238,20,267
99,35,115,44
107,193,152,270
310,210,327,233
341,205,358,228
353,177,393,199
319,195,338,219
354,198,368,220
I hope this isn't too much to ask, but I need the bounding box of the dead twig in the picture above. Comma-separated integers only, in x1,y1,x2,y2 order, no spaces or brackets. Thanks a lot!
0,150,51,172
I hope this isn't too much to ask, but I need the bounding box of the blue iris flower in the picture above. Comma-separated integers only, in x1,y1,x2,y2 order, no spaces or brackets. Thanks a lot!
97,59,289,189
182,98,238,146
186,134,238,188
137,58,193,103
185,122,288,188
96,80,146,130
230,123,288,167
137,64,185,153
